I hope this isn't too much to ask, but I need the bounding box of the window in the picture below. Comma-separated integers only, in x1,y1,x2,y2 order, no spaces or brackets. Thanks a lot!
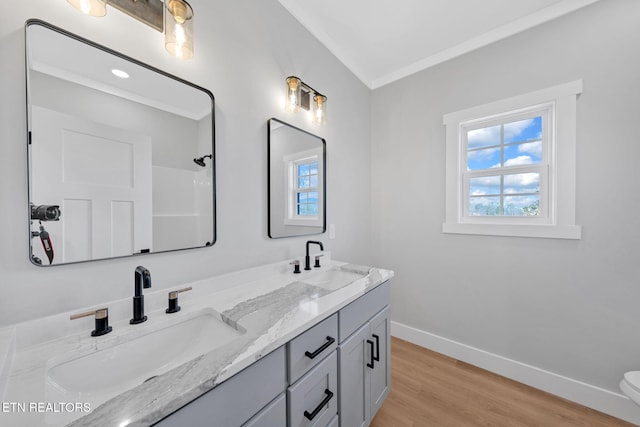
295,160,319,216
283,148,323,227
464,107,549,221
443,81,582,239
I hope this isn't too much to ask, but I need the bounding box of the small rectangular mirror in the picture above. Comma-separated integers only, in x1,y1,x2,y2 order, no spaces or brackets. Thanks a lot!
268,118,326,238
26,20,216,266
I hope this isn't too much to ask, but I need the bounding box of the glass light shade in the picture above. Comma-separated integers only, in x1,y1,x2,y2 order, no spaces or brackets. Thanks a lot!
165,0,194,60
67,0,107,17
285,77,302,113
312,94,327,126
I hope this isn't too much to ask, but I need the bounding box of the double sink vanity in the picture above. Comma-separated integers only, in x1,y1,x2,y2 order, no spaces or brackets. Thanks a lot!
1,253,393,426
16,18,393,427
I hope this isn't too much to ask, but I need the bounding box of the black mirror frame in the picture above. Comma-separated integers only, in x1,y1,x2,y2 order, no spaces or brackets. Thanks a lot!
267,118,326,239
25,19,216,266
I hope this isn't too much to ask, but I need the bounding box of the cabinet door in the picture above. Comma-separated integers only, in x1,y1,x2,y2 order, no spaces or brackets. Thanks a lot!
337,324,370,427
243,394,286,427
369,306,390,417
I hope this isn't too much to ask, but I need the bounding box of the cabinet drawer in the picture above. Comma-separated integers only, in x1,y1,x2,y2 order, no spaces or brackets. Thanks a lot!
288,351,338,427
154,346,286,427
339,281,389,342
288,313,338,383
243,393,286,427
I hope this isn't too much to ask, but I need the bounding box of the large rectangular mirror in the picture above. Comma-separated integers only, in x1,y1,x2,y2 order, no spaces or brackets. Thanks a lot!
268,118,325,238
26,20,215,266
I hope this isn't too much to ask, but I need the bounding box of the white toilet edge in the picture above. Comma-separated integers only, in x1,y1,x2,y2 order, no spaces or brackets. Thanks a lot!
621,373,640,407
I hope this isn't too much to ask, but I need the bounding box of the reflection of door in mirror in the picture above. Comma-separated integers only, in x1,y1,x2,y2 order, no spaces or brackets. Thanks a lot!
268,118,326,239
26,20,216,266
30,106,152,264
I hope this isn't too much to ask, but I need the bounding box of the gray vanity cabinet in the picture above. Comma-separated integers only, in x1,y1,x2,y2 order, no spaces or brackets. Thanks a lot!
153,281,390,427
337,283,391,427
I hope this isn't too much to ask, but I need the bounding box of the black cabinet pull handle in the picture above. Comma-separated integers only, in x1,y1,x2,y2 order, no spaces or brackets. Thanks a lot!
305,336,335,359
366,339,375,368
303,388,334,420
372,334,380,362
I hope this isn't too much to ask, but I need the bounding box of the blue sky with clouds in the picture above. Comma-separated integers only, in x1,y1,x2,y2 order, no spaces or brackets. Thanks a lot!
466,117,542,216
467,117,542,171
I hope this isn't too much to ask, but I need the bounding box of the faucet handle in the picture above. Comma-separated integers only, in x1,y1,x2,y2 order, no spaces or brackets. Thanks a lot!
70,308,112,337
166,287,193,314
290,260,301,274
314,254,324,268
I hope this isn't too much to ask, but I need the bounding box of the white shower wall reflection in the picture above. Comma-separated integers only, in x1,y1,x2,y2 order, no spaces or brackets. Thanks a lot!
152,166,213,252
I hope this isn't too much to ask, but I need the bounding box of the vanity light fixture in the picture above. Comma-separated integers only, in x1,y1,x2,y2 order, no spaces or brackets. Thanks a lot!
65,0,195,60
285,76,302,113
164,0,194,60
67,0,107,17
285,76,327,126
312,94,327,126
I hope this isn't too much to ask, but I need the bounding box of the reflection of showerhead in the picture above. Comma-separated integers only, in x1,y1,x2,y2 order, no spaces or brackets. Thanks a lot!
193,154,212,167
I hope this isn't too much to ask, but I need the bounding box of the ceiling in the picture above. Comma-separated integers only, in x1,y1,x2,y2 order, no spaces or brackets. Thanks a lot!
27,23,211,120
277,0,600,89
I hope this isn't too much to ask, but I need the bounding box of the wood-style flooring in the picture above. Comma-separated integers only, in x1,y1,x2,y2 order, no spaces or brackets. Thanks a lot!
370,337,637,427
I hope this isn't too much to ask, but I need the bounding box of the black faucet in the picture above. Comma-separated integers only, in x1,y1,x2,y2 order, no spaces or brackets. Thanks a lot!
130,266,151,324
305,241,324,270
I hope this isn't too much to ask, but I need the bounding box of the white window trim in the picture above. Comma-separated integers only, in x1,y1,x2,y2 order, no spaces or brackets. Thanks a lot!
442,80,582,239
283,147,323,227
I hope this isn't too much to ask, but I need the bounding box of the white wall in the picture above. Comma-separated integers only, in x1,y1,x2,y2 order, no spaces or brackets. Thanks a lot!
371,0,640,420
0,0,372,326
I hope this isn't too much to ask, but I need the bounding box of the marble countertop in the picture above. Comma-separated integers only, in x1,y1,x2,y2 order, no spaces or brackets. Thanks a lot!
1,255,393,427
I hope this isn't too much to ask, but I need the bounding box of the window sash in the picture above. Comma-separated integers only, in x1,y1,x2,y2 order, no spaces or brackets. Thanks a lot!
295,188,319,216
293,159,318,219
462,165,549,222
295,161,318,191
462,105,551,167
460,105,552,223
283,149,323,227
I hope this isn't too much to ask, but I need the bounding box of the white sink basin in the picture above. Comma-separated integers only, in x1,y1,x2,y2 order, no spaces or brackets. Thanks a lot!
301,266,369,291
45,308,244,411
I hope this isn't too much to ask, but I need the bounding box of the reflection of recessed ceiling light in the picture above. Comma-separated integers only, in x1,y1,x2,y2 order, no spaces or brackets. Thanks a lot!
111,69,130,79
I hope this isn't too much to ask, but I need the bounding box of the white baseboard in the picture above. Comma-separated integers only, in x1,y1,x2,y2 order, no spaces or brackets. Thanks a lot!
391,321,640,426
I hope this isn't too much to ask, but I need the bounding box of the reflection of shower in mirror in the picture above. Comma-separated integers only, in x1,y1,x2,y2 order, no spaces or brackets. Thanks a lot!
193,154,212,167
